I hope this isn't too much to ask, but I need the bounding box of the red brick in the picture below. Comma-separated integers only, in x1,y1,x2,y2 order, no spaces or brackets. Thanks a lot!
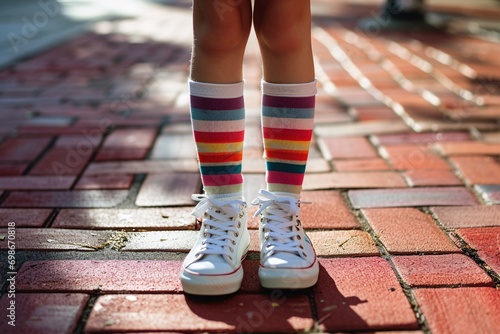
0,176,75,190
0,137,52,162
381,144,450,170
392,254,493,287
303,172,407,190
476,185,500,204
0,228,113,251
435,141,500,156
315,258,418,331
351,106,399,121
85,294,314,333
1,190,129,208
93,148,149,161
121,231,197,252
0,163,27,175
53,207,195,229
334,158,391,171
403,169,462,187
84,160,199,175
314,120,409,138
305,158,331,172
54,134,102,148
456,227,500,274
17,260,182,292
432,206,500,228
102,128,157,149
349,187,477,208
308,230,379,256
314,111,353,124
150,134,197,159
335,87,377,100
29,148,92,175
0,293,89,334
0,209,52,227
17,125,105,136
318,137,378,160
74,175,134,190
135,173,200,206
451,156,500,184
300,190,360,229
414,288,500,334
362,208,459,254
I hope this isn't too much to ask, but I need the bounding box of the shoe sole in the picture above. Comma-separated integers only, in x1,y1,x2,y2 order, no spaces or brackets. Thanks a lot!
259,260,319,289
180,266,244,295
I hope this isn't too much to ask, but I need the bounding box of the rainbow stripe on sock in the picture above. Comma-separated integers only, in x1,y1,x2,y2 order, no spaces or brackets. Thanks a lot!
190,94,245,195
262,94,315,194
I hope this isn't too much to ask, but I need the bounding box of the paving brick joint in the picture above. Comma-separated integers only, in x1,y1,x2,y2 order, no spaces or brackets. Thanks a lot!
0,0,500,333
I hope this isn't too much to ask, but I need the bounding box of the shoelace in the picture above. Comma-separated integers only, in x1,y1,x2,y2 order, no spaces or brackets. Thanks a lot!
252,190,310,258
191,194,245,258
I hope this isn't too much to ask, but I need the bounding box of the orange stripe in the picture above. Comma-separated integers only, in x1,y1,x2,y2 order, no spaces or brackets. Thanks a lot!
265,149,309,162
198,151,243,163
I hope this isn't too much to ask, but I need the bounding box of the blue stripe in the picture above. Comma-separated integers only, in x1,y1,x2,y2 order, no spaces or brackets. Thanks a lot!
262,106,315,119
266,162,306,173
191,108,245,121
200,164,242,175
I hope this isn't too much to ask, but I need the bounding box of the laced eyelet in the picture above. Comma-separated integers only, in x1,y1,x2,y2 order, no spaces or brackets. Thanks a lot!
231,240,236,245
297,235,302,240
235,232,239,237
302,252,307,257
237,222,241,228
299,245,304,249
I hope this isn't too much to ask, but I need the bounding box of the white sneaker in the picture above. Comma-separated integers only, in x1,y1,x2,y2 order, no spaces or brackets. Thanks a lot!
252,189,319,289
180,193,250,295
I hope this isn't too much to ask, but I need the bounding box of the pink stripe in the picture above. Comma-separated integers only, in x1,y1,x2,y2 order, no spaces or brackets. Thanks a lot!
202,174,243,187
266,171,305,186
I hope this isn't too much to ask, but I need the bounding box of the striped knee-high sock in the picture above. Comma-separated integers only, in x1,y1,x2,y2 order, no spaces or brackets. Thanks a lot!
189,80,245,196
261,81,316,194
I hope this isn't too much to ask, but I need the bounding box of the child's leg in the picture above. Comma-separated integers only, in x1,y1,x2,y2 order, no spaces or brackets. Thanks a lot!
180,0,252,296
251,0,319,289
190,0,252,196
254,0,315,194
253,0,314,84
191,0,252,83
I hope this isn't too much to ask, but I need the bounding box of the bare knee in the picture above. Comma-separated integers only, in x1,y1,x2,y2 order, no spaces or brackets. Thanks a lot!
194,1,251,55
254,7,311,55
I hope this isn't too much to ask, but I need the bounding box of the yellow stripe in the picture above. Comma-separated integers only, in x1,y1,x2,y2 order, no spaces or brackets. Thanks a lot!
267,184,302,194
205,184,243,195
263,139,311,151
196,142,243,153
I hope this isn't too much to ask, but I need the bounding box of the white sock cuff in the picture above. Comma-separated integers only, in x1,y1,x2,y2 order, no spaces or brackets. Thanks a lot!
189,80,244,99
262,80,317,97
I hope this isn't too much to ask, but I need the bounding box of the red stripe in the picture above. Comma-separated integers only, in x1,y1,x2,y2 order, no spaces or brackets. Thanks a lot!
194,131,244,143
262,128,313,141
202,174,243,186
266,171,305,185
198,152,243,163
265,149,309,162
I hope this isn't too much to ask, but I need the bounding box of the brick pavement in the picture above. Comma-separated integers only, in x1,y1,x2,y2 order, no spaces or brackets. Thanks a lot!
0,0,500,333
